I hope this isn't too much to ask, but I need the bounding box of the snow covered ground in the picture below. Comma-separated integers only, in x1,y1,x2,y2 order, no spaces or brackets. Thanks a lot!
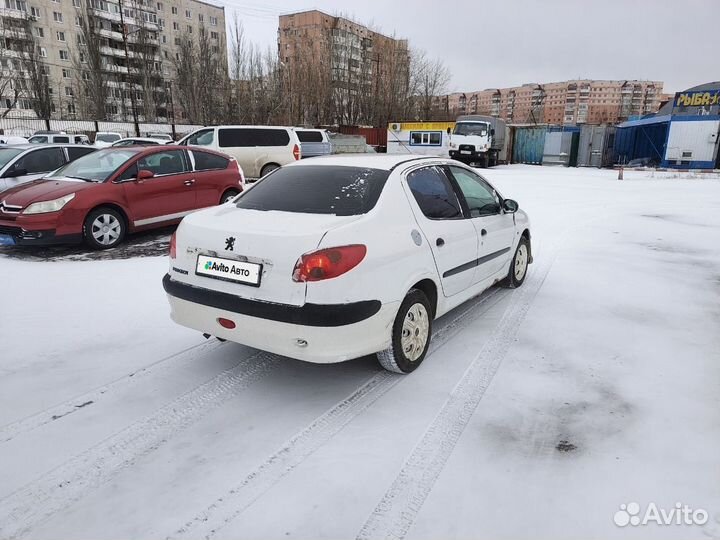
0,164,719,540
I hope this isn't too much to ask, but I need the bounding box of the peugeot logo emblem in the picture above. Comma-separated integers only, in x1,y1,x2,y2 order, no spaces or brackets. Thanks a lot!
225,236,236,251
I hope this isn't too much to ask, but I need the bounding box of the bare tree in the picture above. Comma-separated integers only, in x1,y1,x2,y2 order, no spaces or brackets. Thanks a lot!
0,17,25,118
72,1,109,120
17,17,53,119
411,49,451,121
129,1,164,122
172,26,228,125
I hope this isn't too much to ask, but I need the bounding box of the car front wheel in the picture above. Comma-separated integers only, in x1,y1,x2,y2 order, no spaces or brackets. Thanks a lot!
83,207,126,249
502,236,530,288
221,189,240,204
377,288,432,374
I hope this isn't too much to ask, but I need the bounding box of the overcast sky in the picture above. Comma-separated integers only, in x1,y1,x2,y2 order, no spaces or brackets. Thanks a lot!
220,0,719,95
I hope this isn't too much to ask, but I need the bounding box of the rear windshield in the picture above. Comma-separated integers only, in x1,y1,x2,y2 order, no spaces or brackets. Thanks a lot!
296,130,324,143
235,165,389,216
96,133,121,143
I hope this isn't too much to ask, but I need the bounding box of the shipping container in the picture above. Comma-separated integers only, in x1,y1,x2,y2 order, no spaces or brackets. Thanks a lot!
511,126,547,165
542,127,580,167
614,116,670,166
577,125,617,168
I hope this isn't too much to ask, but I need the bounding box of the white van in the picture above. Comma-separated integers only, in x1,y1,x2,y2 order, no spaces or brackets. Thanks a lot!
178,126,301,178
28,132,91,145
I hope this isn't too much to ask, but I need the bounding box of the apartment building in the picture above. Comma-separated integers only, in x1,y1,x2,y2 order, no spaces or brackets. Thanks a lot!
446,79,664,125
278,10,409,123
0,0,225,121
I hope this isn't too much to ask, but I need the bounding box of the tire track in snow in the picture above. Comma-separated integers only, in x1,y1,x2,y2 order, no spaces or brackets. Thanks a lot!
0,339,227,445
356,250,557,540
0,349,279,540
171,287,509,540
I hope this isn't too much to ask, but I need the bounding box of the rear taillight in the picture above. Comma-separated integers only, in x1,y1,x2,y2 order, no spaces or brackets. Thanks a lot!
292,245,366,282
169,231,177,259
292,143,301,161
231,159,244,186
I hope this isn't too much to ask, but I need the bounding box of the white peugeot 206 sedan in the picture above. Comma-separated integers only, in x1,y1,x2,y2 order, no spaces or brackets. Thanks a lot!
163,155,531,373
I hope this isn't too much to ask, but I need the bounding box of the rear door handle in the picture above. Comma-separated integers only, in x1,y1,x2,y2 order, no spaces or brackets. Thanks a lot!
481,229,487,236
184,179,196,186
436,238,445,247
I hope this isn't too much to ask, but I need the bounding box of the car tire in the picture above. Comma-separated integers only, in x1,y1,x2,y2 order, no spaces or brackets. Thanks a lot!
220,189,240,204
83,207,126,249
377,288,433,374
260,163,279,177
501,236,530,288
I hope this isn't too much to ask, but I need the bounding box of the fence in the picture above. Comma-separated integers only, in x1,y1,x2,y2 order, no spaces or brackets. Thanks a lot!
0,115,205,141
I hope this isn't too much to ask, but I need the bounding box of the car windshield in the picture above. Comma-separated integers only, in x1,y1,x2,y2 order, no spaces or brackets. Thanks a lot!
96,133,121,143
453,122,488,136
235,165,390,216
46,148,139,182
0,148,24,168
28,136,48,144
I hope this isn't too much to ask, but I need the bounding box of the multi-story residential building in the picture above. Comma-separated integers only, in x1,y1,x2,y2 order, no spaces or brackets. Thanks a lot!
278,9,409,125
445,79,663,125
0,0,225,122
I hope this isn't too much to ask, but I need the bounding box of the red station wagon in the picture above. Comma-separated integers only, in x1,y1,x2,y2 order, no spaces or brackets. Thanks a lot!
0,146,244,249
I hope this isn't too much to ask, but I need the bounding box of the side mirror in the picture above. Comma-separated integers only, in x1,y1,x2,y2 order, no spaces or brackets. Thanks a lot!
503,199,519,213
446,127,451,134
490,128,496,136
137,169,154,182
4,167,28,178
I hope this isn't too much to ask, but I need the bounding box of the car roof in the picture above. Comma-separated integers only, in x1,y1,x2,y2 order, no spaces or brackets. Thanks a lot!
1,143,95,150
192,125,295,130
289,154,446,171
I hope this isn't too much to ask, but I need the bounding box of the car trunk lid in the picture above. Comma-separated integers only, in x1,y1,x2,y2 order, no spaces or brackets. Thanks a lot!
177,205,361,306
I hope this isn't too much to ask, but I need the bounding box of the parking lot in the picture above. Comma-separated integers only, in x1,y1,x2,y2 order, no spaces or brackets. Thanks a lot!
1,164,719,540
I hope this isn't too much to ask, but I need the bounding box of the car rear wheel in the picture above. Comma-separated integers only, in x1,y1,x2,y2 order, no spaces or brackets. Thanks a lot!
502,236,530,288
83,207,126,249
377,289,432,374
260,163,279,177
221,189,240,204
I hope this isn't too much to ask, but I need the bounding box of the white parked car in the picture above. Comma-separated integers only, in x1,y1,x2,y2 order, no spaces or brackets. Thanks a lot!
163,155,531,373
94,132,123,148
0,144,97,192
28,132,90,145
177,126,301,179
146,132,174,142
111,137,167,147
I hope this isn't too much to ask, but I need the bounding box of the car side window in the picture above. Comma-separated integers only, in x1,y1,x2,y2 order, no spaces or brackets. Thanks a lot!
187,129,214,146
118,162,138,181
192,150,228,171
447,166,501,217
137,150,187,176
255,128,290,146
218,128,255,147
18,148,66,174
406,166,463,220
67,147,96,161
54,136,70,143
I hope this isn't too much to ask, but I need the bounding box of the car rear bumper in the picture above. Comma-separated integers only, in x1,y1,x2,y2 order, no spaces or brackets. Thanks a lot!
163,274,398,363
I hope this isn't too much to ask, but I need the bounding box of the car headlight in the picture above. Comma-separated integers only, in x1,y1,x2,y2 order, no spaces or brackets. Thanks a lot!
23,193,75,215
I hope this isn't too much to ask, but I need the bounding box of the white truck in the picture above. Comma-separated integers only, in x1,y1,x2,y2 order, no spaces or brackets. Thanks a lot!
448,115,506,167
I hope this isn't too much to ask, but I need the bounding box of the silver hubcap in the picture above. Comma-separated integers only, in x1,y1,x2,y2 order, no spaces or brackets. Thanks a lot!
91,214,121,245
401,303,429,362
223,193,236,203
514,244,528,280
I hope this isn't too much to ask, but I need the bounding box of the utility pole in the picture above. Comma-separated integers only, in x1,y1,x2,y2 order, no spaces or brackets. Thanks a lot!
118,0,140,135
